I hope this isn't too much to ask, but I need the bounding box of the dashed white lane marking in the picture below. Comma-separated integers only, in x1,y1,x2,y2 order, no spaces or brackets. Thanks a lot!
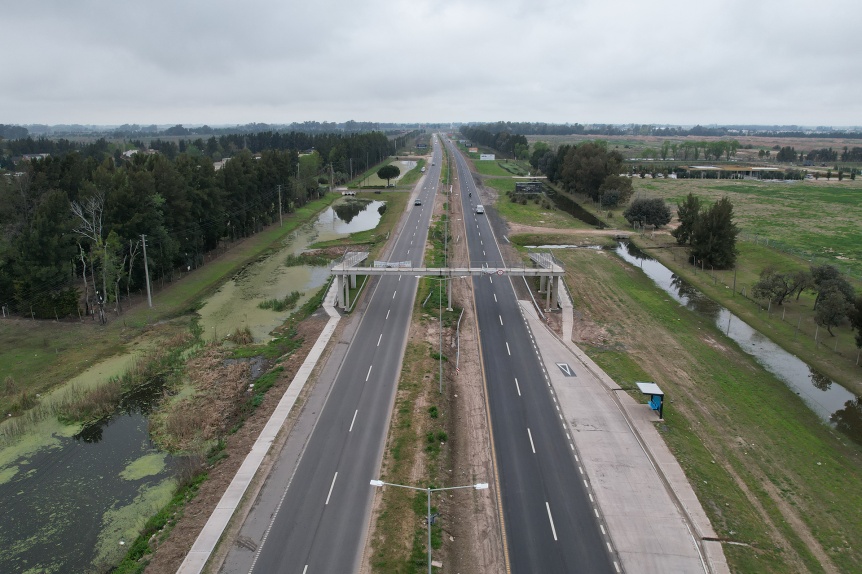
506,342,511,356
392,291,397,299
302,565,308,574
614,561,621,573
493,293,497,302
489,277,493,284
594,508,600,518
546,502,558,541
600,524,606,535
386,309,390,319
349,410,358,432
499,315,503,325
377,334,382,346
527,428,536,453
515,378,521,396
325,472,338,505
366,365,373,381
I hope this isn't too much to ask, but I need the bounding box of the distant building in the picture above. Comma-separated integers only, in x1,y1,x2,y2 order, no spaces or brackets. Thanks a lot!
21,153,50,161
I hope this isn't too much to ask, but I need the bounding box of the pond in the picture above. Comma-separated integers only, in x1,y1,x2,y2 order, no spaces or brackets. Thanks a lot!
0,197,385,572
616,241,862,446
197,198,384,342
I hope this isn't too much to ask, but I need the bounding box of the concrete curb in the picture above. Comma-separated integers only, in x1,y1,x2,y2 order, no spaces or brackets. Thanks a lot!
177,282,342,574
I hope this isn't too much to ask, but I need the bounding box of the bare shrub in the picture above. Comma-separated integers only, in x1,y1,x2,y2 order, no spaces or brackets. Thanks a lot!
3,376,18,396
227,326,254,345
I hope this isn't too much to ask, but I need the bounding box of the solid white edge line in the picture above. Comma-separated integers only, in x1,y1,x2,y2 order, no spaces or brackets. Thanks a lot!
349,409,358,432
325,472,338,505
545,502,558,541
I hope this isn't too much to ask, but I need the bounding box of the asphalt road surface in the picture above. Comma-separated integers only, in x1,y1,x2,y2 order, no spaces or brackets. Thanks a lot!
446,138,616,573
246,140,444,574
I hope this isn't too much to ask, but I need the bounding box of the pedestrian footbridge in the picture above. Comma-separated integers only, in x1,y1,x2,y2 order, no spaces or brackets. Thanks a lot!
330,251,565,311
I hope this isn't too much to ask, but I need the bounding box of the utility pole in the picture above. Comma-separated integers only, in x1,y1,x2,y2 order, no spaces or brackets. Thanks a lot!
141,234,153,308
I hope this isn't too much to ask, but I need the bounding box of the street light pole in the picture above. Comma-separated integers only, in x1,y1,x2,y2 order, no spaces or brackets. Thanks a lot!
370,479,489,574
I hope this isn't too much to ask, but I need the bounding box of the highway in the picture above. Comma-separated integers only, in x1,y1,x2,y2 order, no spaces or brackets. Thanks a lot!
446,138,616,573
245,141,444,573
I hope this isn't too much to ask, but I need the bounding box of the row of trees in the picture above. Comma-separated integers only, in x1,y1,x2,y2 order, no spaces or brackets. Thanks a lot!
459,121,862,139
770,146,862,163
0,131,392,319
458,126,529,160
753,264,861,340
527,141,633,206
3,131,393,179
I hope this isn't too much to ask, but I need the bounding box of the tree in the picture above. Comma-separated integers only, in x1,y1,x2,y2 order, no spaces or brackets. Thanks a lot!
752,268,795,305
849,295,862,348
597,175,633,207
790,269,813,300
671,193,700,245
815,290,851,336
623,198,671,227
377,164,400,187
689,196,739,269
558,142,624,201
811,264,854,309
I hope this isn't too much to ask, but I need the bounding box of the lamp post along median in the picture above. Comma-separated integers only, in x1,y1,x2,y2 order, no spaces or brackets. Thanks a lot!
370,479,489,574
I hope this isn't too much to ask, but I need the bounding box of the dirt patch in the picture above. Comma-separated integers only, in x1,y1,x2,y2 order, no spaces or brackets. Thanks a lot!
142,311,329,573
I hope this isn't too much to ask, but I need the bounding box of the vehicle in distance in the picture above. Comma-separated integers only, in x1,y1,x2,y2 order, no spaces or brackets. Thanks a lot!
415,199,422,206
476,204,485,214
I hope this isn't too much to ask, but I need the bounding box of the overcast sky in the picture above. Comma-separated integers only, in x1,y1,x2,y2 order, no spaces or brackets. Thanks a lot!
3,0,861,127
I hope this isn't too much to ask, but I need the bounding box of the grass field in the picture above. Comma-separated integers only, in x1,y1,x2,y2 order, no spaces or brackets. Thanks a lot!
359,159,422,188
631,177,862,279
555,245,862,573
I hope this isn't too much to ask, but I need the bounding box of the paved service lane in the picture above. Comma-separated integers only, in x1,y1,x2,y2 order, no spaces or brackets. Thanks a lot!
446,139,616,573
241,141,444,574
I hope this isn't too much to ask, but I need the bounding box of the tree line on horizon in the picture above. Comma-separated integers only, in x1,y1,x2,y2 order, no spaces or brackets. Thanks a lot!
460,121,862,139
0,131,392,320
